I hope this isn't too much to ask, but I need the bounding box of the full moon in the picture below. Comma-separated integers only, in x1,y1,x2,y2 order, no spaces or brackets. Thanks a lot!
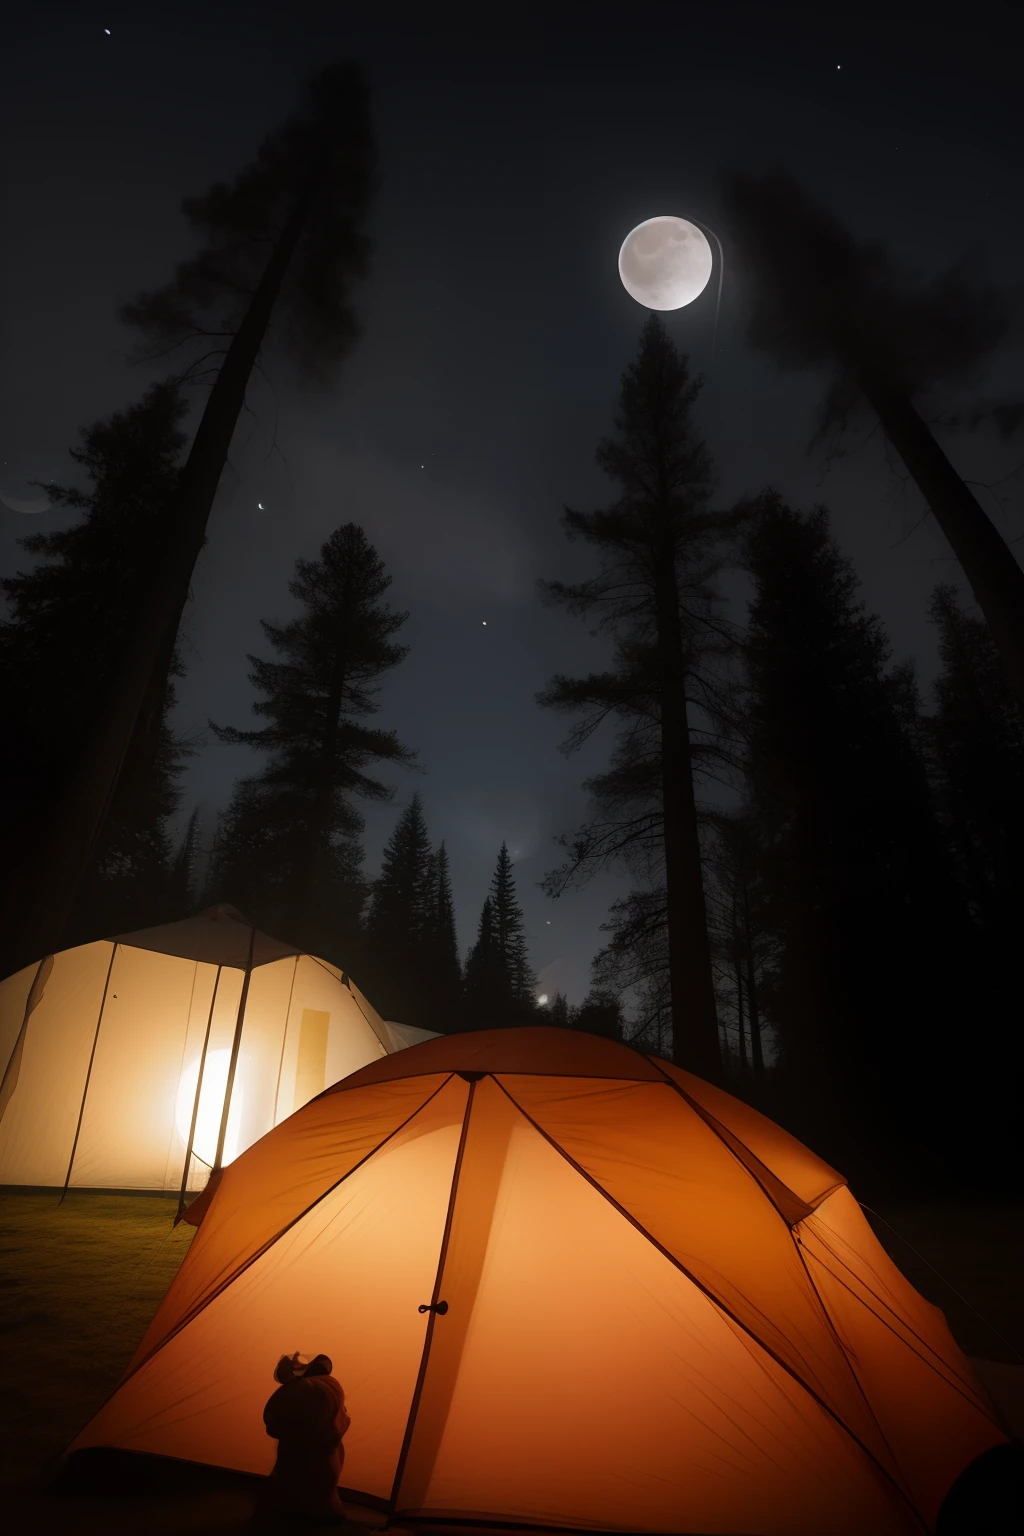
618,216,713,311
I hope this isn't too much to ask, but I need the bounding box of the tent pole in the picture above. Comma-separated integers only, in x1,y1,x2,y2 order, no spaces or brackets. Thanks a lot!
60,942,118,1204
271,955,300,1128
213,925,257,1173
174,965,223,1225
387,1077,477,1521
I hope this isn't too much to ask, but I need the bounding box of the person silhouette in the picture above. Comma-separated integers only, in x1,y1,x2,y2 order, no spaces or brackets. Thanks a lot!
260,1351,350,1524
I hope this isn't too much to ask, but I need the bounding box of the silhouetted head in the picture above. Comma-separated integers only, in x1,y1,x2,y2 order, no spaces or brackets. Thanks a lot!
274,1351,334,1383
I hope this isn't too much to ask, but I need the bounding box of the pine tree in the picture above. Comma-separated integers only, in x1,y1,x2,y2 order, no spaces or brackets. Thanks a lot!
462,897,511,1028
591,888,671,1054
423,842,463,1033
539,316,737,1077
740,491,978,1175
574,990,625,1042
489,842,534,1016
546,992,571,1028
364,795,435,1022
0,381,191,951
703,811,772,1085
169,805,204,914
4,61,377,975
209,524,412,965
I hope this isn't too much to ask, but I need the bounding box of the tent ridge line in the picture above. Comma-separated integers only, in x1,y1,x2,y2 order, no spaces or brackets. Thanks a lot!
643,1054,814,1226
326,1064,659,1100
796,1236,1004,1433
343,969,392,1053
111,1075,462,1397
387,1074,477,1517
492,1078,929,1536
788,1226,915,1510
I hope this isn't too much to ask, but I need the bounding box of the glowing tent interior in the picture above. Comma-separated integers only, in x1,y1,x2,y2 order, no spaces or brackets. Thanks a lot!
0,905,431,1195
69,1026,1009,1535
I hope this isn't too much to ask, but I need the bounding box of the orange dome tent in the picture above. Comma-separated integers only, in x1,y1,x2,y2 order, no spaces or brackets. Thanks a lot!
70,1027,1009,1534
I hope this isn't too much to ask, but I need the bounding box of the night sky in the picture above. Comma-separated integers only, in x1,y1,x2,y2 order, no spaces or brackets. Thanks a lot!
3,2,1022,1004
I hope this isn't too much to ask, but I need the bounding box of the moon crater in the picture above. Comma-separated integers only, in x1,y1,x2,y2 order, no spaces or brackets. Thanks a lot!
618,216,712,311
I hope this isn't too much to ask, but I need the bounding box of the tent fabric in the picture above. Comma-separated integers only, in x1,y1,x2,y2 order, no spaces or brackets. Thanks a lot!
0,912,433,1192
70,1028,1007,1534
110,904,300,970
381,1021,439,1052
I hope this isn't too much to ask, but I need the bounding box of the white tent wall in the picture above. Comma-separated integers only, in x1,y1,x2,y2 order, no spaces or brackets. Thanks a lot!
0,924,398,1192
0,941,117,1186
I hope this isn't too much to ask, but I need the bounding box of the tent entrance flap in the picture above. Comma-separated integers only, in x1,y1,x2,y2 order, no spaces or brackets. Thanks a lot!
394,1076,518,1514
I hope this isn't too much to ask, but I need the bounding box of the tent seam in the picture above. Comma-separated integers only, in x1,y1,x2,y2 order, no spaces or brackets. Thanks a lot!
492,1076,929,1536
306,953,391,1053
110,1074,460,1392
788,1232,918,1513
796,1234,1006,1432
387,1075,476,1514
643,1054,815,1225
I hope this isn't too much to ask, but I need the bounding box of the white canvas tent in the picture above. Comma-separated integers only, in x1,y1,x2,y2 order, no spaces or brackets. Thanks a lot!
0,905,434,1196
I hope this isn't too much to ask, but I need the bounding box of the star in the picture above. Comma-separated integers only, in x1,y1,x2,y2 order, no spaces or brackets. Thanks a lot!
481,620,487,626
258,502,265,510
104,27,111,34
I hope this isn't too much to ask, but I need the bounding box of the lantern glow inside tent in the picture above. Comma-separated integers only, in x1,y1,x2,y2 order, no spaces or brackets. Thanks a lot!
70,1027,1010,1535
0,905,429,1194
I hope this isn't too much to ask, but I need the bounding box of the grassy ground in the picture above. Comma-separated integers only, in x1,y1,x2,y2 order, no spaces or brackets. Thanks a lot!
1,1188,1021,1532
0,1189,196,1490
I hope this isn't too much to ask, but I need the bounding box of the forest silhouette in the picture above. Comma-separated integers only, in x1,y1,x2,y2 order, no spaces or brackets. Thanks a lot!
1,64,1021,1197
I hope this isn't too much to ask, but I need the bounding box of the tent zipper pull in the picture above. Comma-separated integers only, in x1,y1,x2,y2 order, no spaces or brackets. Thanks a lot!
418,1300,448,1315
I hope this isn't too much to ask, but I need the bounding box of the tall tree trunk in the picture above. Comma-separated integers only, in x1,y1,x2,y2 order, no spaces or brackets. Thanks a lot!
0,195,312,979
655,556,721,1081
853,373,1024,709
741,878,765,1079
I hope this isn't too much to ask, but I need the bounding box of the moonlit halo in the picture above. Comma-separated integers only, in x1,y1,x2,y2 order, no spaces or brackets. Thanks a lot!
618,216,713,311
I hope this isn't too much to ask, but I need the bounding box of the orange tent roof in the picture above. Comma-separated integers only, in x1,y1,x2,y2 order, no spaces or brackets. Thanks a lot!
71,1027,1008,1534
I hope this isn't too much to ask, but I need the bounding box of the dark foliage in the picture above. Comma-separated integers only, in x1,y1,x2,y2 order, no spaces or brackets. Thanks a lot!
122,60,376,390
423,842,464,1033
363,795,434,1026
721,167,1024,711
927,585,1024,949
539,316,738,1074
2,63,379,978
739,491,983,1184
462,845,535,1028
207,524,411,966
720,167,1017,445
0,382,192,945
